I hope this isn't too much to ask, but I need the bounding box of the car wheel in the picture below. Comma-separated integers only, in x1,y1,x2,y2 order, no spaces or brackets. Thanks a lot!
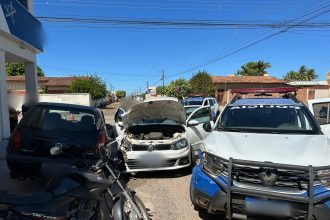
10,170,19,179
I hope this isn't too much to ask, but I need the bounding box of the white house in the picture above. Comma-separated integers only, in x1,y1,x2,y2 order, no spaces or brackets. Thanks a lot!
0,0,43,157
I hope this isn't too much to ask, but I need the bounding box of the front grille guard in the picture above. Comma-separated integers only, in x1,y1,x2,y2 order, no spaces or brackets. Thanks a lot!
203,157,330,220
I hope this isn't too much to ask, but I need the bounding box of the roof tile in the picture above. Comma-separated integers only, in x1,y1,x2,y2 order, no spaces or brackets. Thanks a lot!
211,75,285,84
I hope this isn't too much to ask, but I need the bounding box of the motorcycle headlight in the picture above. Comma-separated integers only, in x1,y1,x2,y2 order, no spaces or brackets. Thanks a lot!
173,138,188,150
202,152,225,176
317,169,330,189
122,138,132,151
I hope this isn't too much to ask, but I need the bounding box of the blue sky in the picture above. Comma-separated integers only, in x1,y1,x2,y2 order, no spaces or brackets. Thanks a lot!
34,0,330,94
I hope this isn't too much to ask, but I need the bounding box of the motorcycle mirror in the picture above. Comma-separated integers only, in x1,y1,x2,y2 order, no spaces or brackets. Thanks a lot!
50,146,62,156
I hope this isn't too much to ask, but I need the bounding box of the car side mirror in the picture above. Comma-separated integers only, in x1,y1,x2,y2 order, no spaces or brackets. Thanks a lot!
118,121,124,127
188,119,199,127
203,122,212,132
50,146,62,156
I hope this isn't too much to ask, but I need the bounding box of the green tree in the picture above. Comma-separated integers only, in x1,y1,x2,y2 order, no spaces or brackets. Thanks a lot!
5,63,45,76
156,86,166,95
39,86,49,94
190,70,215,96
67,74,107,100
236,60,271,76
164,78,190,100
283,65,318,82
116,90,126,99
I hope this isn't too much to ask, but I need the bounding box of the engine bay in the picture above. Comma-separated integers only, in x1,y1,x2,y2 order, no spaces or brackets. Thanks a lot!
125,124,185,140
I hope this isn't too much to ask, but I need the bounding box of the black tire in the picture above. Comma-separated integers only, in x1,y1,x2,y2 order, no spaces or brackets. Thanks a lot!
10,170,19,179
113,192,150,220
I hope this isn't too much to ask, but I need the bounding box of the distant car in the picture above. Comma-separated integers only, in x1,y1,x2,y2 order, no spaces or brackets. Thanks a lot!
183,96,219,120
319,106,328,118
6,102,109,179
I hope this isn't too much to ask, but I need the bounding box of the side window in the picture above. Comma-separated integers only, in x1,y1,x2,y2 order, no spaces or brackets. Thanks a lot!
312,103,330,125
203,100,209,106
189,107,212,124
210,99,215,106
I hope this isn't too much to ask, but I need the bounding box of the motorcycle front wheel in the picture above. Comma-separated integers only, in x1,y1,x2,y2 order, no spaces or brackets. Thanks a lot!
113,193,150,220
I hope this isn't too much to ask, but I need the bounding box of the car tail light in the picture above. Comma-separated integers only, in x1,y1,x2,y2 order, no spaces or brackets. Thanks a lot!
97,133,107,148
10,130,21,151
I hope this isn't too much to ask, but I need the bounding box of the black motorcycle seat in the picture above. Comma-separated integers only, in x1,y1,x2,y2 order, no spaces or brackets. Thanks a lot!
0,191,53,205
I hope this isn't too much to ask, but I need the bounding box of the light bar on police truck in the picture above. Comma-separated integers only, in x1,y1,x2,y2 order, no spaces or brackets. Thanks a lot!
231,87,297,94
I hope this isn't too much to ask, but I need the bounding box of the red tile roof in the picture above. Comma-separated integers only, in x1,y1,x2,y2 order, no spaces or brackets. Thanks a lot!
6,76,48,82
6,76,88,86
211,75,285,84
44,77,88,86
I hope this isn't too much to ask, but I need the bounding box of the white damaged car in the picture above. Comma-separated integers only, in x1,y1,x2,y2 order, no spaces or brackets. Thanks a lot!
118,97,213,173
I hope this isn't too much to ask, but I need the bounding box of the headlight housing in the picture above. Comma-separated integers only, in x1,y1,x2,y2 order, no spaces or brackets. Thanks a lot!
122,138,132,151
317,169,330,189
202,152,226,176
172,138,188,150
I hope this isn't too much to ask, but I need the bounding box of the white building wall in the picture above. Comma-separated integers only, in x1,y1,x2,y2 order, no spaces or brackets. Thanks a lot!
0,1,40,157
27,0,34,14
0,50,10,158
315,89,330,99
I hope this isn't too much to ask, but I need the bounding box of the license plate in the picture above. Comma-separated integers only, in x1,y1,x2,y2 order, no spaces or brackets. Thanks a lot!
245,197,293,218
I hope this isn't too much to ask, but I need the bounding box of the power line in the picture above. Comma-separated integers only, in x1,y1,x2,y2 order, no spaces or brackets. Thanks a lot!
35,0,298,11
37,16,330,30
165,3,330,78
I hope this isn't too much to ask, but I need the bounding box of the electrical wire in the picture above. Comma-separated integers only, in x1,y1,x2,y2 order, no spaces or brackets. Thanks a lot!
165,3,330,78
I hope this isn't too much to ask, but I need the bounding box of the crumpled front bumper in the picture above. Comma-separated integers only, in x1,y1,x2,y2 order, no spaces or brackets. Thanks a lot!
191,165,330,220
123,147,191,173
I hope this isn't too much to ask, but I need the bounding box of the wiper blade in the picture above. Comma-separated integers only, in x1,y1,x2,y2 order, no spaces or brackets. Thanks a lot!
218,128,244,132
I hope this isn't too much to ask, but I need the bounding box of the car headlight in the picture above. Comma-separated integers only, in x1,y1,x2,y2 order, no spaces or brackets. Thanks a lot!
173,138,188,150
317,169,330,189
202,152,225,176
122,138,132,151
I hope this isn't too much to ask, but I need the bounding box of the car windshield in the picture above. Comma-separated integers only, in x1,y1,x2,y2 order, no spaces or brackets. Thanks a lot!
20,106,98,132
183,100,203,106
217,104,319,134
185,107,198,117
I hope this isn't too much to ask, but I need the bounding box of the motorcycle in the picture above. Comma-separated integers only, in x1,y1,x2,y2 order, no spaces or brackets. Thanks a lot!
0,140,150,220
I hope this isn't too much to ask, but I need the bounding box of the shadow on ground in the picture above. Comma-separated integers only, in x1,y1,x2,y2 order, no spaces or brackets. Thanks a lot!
130,167,192,179
198,210,226,220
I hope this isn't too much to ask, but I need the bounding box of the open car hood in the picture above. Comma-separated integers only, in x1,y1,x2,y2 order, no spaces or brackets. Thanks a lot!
122,99,186,128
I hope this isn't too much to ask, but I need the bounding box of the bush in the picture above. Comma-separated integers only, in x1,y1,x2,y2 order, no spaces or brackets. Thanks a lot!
67,74,107,100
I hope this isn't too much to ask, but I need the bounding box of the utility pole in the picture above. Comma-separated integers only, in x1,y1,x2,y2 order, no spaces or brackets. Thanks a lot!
161,69,165,87
147,80,149,89
161,69,165,96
